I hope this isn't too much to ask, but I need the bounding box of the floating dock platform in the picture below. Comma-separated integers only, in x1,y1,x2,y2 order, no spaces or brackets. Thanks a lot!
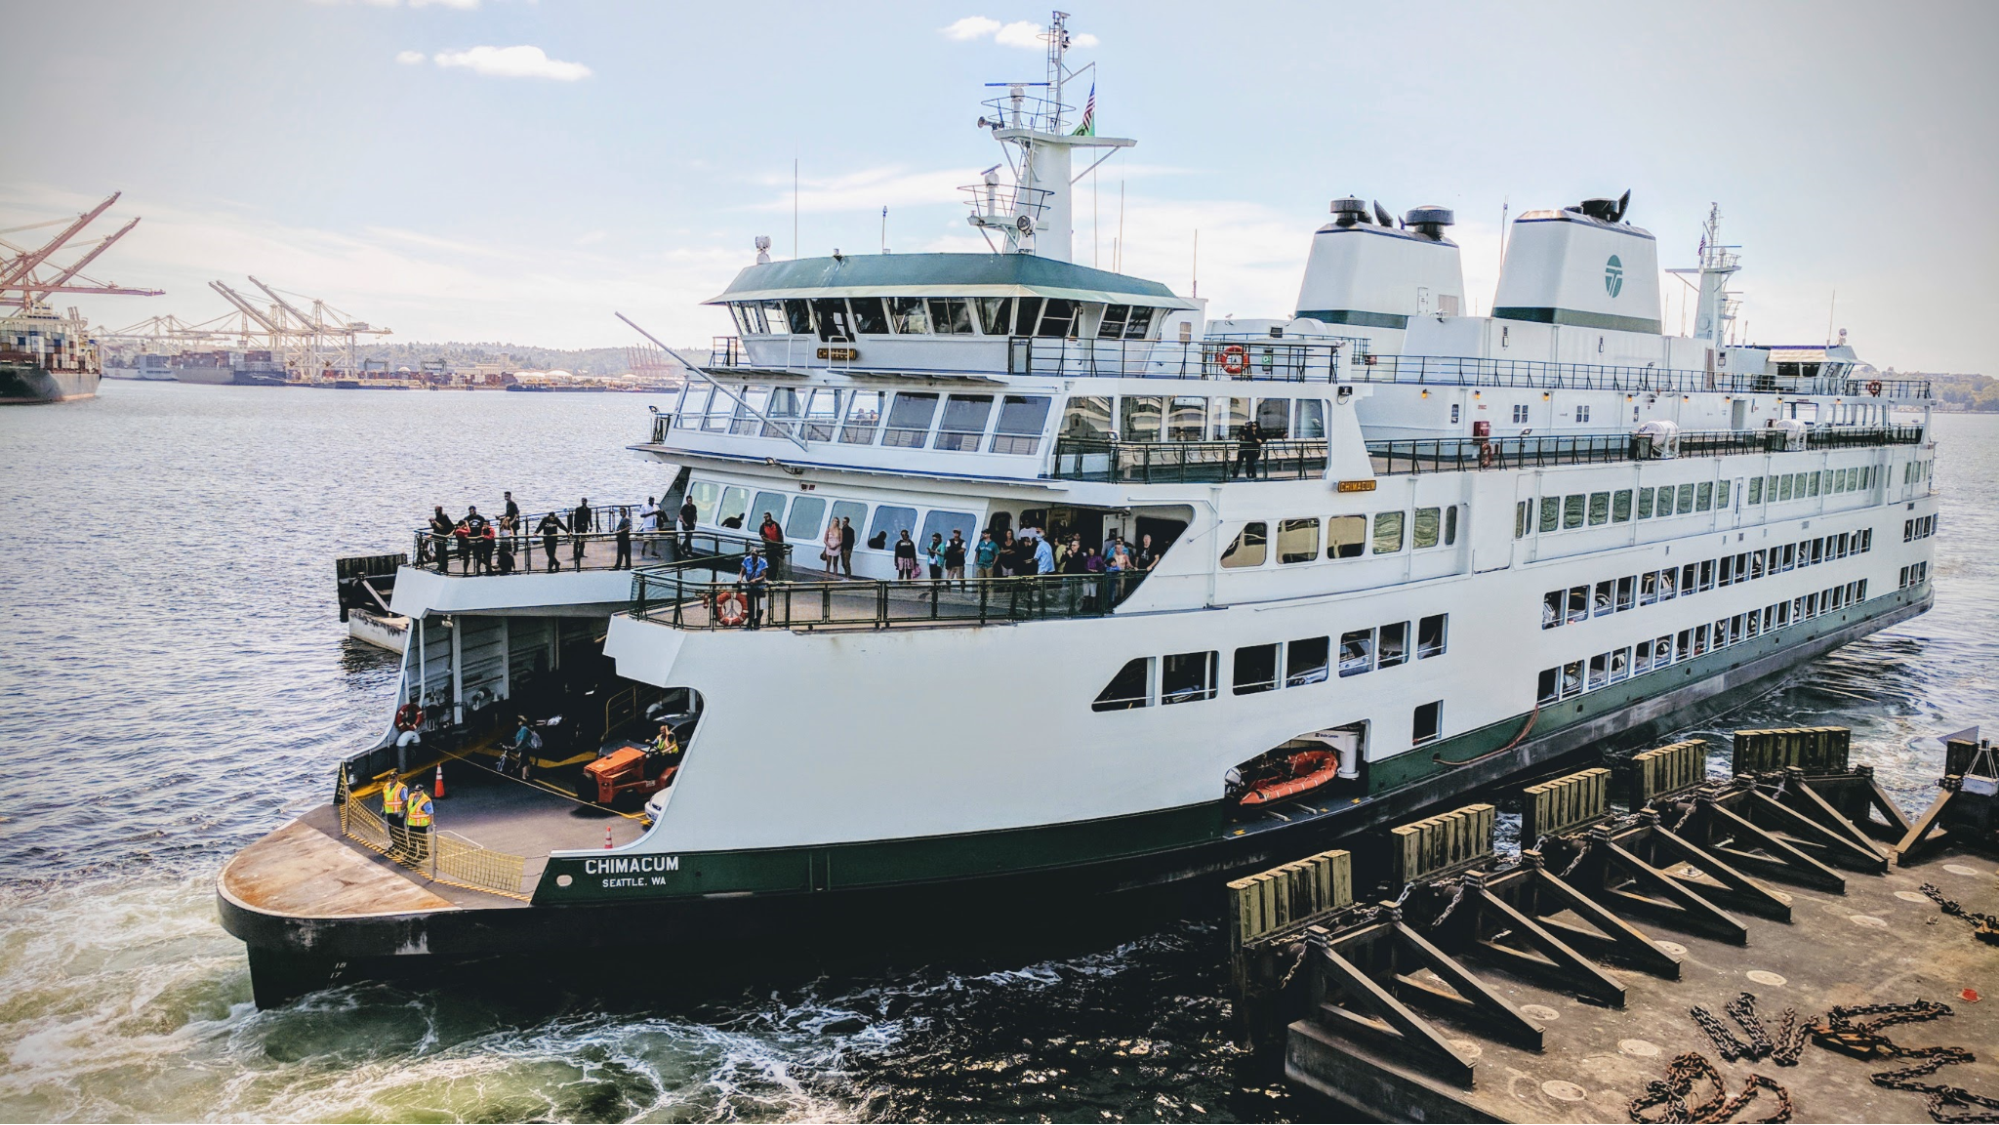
1231,727,1999,1123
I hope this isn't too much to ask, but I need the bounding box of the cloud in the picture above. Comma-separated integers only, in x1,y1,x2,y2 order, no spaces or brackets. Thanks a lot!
942,16,1098,50
748,165,970,215
394,50,425,64
409,0,479,7
575,230,607,246
432,45,591,81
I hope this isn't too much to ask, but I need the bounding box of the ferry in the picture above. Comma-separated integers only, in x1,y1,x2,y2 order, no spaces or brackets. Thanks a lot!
217,13,1938,1006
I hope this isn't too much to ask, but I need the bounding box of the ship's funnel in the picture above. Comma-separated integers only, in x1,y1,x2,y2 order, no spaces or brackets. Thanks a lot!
1493,198,1660,335
1294,198,1465,328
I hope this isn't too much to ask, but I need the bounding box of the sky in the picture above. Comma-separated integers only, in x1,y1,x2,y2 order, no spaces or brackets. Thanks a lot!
5,0,1994,371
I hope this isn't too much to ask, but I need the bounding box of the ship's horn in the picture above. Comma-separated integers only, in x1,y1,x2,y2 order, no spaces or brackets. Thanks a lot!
1612,189,1631,223
1373,200,1394,228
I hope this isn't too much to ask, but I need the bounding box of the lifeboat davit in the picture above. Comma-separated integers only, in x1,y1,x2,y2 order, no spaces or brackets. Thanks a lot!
1238,749,1340,806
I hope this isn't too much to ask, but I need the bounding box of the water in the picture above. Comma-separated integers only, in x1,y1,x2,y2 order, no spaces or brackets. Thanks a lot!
0,382,1990,1122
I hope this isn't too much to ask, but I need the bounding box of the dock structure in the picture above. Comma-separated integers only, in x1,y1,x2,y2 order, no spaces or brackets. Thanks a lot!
1231,727,1999,1123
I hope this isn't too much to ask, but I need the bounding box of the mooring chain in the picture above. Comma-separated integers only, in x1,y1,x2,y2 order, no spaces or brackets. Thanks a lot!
1671,800,1698,833
1807,1000,1999,1123
1771,1007,1813,1068
1727,992,1777,1061
1628,1051,1793,1124
1921,883,1999,945
1428,880,1472,931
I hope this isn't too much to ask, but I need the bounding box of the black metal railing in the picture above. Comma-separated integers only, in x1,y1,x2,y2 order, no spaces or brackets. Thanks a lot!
413,520,792,578
1365,424,1924,476
1051,437,1331,483
630,569,1145,631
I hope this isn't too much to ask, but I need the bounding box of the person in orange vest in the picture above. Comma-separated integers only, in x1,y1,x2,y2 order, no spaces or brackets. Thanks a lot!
381,774,409,856
404,785,434,863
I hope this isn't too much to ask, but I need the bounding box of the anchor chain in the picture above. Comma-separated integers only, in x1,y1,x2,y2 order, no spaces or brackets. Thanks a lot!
1628,1052,1793,1124
1921,883,1999,945
1727,992,1777,1061
1808,1001,1999,1123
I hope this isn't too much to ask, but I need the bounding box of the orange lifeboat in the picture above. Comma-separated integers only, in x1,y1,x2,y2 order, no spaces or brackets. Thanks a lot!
1239,749,1340,806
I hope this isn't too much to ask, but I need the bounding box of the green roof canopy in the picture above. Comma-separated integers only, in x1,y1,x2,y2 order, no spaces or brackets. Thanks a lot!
707,253,1190,308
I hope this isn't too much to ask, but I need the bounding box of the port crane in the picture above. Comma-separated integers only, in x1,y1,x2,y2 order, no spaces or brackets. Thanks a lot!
101,277,392,380
0,192,163,313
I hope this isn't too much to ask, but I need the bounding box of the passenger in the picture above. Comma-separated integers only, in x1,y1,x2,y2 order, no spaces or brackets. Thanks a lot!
925,532,946,580
536,511,567,572
1234,419,1264,479
838,516,856,576
821,516,843,572
614,514,633,569
997,530,1018,576
1136,533,1159,570
502,490,520,527
572,497,595,535
1083,546,1105,573
428,506,454,572
678,496,697,554
499,715,540,777
477,520,497,574
894,529,919,580
944,529,967,588
974,529,999,579
738,545,769,629
403,785,434,863
758,512,783,544
1060,539,1087,575
454,519,473,574
495,536,517,575
639,497,660,559
381,773,409,856
1033,532,1056,575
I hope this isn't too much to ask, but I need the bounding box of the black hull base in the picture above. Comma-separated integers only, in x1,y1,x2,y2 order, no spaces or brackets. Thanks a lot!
0,363,99,404
224,593,1931,1007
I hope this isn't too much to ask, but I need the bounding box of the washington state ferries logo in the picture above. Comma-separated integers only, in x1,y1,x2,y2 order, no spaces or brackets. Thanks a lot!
1605,255,1625,298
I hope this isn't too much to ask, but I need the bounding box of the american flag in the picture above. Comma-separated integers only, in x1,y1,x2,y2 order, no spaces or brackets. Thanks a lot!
1072,83,1095,137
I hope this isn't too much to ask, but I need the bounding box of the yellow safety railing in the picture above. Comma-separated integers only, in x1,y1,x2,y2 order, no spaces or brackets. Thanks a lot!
336,773,532,901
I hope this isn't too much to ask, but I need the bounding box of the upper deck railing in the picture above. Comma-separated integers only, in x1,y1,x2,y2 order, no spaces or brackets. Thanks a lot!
629,567,1146,631
696,335,1935,399
1051,437,1330,483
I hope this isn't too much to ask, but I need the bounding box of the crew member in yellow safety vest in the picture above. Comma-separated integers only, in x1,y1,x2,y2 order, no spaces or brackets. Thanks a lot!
381,776,409,855
404,786,434,863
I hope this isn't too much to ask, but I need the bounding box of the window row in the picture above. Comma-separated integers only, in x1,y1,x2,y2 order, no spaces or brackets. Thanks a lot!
1747,465,1875,506
1899,562,1930,589
687,480,978,551
674,386,1052,455
1904,515,1937,542
1221,508,1460,569
1902,459,1932,484
1518,464,1882,539
1540,529,1874,629
1092,615,1450,712
726,297,1158,342
1060,394,1328,443
1536,580,1870,704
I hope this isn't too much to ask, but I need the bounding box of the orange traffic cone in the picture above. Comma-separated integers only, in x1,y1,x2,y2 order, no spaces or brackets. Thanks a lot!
433,763,446,799
604,827,614,849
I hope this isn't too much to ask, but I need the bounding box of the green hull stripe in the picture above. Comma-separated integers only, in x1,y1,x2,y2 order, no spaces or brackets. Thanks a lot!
535,587,1922,904
1295,309,1411,330
1493,306,1663,335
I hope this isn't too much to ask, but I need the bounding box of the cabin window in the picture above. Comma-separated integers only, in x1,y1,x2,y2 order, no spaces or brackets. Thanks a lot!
1588,492,1610,526
1748,477,1763,505
703,386,738,432
1588,654,1608,690
1516,500,1530,539
1567,585,1588,625
1418,614,1447,658
1092,658,1153,711
1575,405,1591,424
976,297,1014,336
1221,522,1267,568
1563,494,1585,529
841,389,884,443
1166,396,1207,442
1213,397,1250,441
1286,636,1331,686
1123,306,1155,340
1640,571,1659,605
829,500,868,539
1609,647,1630,683
730,387,770,436
1634,640,1654,675
749,492,790,533
1035,298,1078,338
1412,701,1442,746
802,388,843,441
1444,505,1458,545
1161,651,1218,704
935,394,994,451
1372,511,1404,554
848,297,891,335
1294,399,1327,439
688,480,722,525
1413,507,1441,549
1698,560,1715,591
1616,576,1636,611
1060,395,1113,440
928,298,975,335
717,486,750,529
991,395,1052,454
919,509,978,547
1636,487,1654,518
1234,644,1279,695
1255,398,1291,438
887,297,931,334
1542,590,1564,629
1657,486,1677,517
1378,621,1409,669
1120,396,1165,442
1539,497,1561,533
1717,480,1730,507
729,303,759,335
1537,668,1560,705
810,299,854,341
1327,515,1366,559
782,299,813,336
882,392,939,448
1277,518,1319,564
1015,297,1044,336
1612,490,1633,522
760,300,791,334
1695,482,1712,510
1098,304,1132,339
785,497,826,540
1594,580,1614,617
866,505,918,550
1670,483,1690,512
1562,660,1584,698
680,384,713,428
762,387,802,438
1338,629,1374,676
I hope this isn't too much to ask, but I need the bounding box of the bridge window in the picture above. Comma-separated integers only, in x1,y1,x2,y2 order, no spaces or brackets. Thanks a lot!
1123,306,1155,340
782,299,812,336
1327,515,1366,559
1092,658,1153,711
1234,643,1279,695
810,299,854,342
1372,511,1404,554
841,390,884,444
848,297,891,335
1098,304,1133,339
935,394,994,451
1220,522,1267,568
928,298,975,335
1015,297,1044,336
1277,518,1319,563
1060,395,1113,440
882,392,939,448
1120,396,1165,441
976,297,1014,336
785,497,826,540
761,300,793,334
1286,637,1330,686
887,297,930,334
1161,651,1218,704
1035,298,1078,338
990,395,1051,454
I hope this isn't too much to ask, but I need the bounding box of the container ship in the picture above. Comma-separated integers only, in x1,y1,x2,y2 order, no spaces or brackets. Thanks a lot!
217,14,1938,1006
1,303,101,404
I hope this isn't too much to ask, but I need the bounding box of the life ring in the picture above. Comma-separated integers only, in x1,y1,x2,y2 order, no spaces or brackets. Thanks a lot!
1219,344,1248,376
1477,441,1495,469
714,590,747,627
1867,380,1883,397
394,703,425,733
